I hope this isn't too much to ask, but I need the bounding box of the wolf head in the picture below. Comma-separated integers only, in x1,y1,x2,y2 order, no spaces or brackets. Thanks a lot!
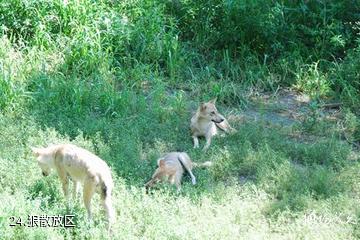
199,98,224,123
31,147,53,177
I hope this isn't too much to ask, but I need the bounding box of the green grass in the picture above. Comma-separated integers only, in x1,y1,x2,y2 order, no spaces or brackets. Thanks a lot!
0,110,359,239
1,0,360,239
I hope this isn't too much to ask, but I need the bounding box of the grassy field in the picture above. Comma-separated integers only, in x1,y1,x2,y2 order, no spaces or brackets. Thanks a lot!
1,0,360,239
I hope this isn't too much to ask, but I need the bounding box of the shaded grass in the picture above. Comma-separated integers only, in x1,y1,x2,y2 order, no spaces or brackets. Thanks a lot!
1,98,359,239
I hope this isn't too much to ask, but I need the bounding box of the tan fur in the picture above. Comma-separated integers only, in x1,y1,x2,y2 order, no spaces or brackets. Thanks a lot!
145,152,212,192
190,98,236,150
31,144,115,228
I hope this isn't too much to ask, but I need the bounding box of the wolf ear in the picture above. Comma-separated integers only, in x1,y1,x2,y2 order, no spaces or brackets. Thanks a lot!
31,147,42,158
200,103,207,111
209,98,217,104
158,159,165,168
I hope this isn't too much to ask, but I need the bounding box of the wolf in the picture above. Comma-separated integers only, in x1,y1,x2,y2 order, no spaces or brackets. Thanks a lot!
31,144,115,226
190,98,236,150
145,152,212,193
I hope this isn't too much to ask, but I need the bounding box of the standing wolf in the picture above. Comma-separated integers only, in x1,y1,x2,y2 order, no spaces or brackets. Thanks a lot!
145,152,212,193
190,98,236,150
31,144,115,227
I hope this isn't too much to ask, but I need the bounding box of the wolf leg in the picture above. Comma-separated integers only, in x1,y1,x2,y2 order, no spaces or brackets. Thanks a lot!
101,187,115,225
83,177,96,220
193,136,199,148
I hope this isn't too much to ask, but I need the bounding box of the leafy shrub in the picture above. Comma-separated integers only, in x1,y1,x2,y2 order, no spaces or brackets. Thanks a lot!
294,62,332,98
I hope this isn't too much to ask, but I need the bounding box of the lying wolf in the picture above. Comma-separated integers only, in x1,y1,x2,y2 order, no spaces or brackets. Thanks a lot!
145,152,212,193
31,144,115,227
190,98,236,150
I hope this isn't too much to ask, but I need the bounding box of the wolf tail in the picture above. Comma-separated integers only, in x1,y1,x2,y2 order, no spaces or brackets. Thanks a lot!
177,154,193,175
178,153,197,185
215,115,237,133
101,182,110,199
192,161,213,168
100,175,115,224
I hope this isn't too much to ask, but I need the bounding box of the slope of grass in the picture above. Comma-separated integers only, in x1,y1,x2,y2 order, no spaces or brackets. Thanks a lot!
0,112,359,239
1,82,360,239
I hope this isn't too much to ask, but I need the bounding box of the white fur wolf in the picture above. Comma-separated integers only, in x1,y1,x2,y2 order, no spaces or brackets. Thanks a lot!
190,98,236,150
145,152,212,192
31,144,115,226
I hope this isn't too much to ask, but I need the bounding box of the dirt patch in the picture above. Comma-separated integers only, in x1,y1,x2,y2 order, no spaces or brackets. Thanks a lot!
233,89,342,128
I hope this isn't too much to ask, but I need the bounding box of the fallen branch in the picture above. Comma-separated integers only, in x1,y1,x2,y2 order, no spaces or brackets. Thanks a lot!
321,103,342,109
